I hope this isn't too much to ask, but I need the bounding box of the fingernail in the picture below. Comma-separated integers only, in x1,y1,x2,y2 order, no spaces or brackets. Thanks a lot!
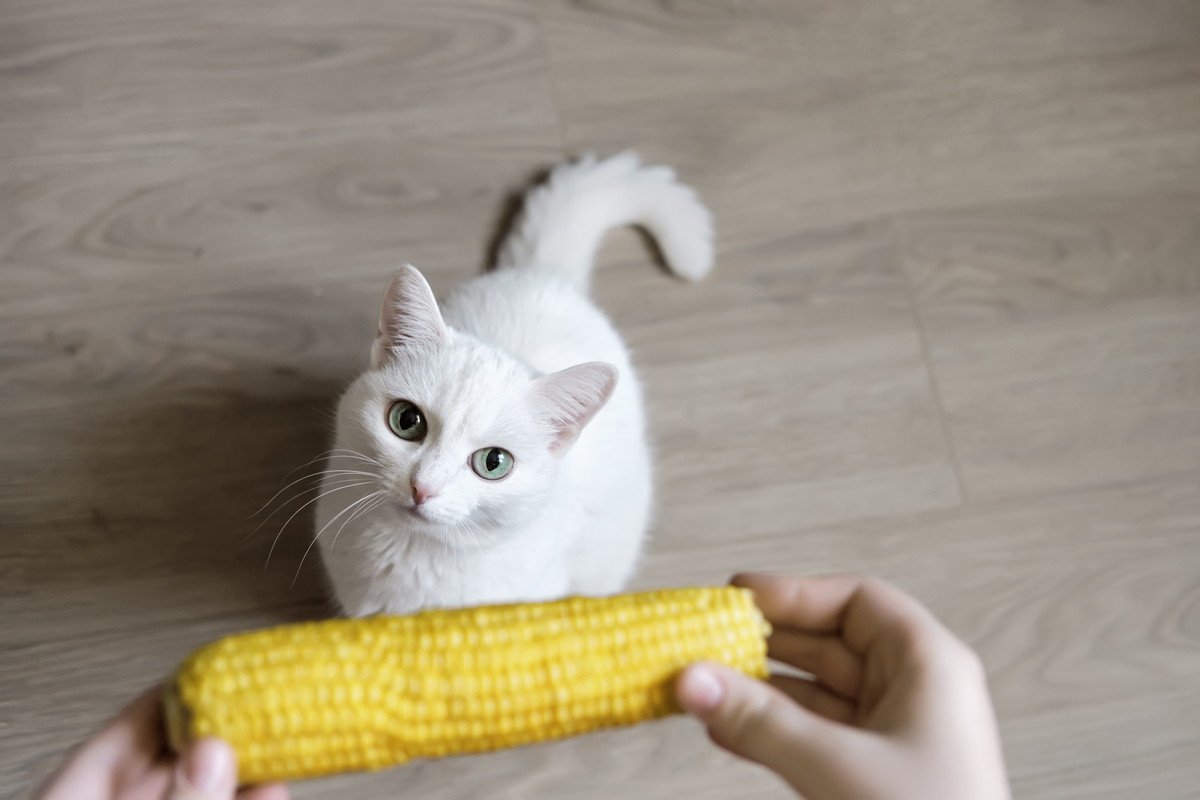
679,665,724,712
182,738,231,792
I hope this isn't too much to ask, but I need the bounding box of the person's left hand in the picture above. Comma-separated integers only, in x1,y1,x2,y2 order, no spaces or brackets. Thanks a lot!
35,687,288,800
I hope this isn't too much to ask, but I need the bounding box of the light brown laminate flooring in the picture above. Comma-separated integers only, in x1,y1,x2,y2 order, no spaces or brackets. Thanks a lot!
3,2,1199,798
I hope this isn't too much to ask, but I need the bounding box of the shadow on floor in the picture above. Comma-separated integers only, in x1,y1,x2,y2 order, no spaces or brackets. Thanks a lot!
15,381,350,637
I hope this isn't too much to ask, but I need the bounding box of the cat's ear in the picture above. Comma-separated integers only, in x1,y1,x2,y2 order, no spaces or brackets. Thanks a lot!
371,264,447,366
531,362,618,453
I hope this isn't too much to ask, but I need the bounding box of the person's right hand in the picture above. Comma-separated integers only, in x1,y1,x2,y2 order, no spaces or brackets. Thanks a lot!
676,573,1011,800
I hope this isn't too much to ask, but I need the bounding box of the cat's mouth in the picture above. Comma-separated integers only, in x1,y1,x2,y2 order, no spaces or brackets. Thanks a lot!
393,501,466,544
396,500,447,527
400,503,433,522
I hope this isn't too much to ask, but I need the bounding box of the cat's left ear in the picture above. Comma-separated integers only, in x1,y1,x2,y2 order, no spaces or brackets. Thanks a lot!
371,264,447,366
531,362,618,453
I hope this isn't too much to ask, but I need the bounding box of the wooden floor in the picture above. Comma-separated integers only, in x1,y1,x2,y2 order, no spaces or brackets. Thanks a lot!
3,2,1199,798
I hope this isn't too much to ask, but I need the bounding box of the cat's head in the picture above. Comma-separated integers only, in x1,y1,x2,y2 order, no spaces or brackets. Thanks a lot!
334,265,616,543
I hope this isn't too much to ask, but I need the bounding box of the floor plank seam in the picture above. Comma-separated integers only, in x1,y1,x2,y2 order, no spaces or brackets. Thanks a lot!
531,1,572,161
894,220,971,507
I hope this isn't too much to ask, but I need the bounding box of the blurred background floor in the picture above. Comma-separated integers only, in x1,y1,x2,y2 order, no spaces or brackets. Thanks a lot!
3,1,1199,798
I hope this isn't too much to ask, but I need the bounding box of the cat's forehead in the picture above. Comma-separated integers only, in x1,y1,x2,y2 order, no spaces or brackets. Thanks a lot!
371,341,535,435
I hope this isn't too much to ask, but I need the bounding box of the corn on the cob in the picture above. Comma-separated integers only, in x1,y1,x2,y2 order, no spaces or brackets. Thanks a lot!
164,586,769,783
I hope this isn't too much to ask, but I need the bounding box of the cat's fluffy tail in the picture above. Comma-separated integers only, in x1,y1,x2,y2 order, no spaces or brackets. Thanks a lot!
494,152,714,292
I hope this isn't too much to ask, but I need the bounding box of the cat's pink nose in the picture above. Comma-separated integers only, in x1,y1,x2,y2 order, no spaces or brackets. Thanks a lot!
411,481,437,506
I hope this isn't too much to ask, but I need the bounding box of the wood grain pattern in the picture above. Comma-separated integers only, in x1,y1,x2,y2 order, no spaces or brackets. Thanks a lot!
3,1,1199,798
899,190,1200,500
542,0,1200,247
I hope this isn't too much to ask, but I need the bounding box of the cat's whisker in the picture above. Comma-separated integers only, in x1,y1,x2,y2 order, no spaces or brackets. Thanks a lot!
330,494,386,555
252,473,381,534
459,517,517,576
265,449,386,504
244,476,368,542
457,519,489,552
451,518,509,580
275,449,378,486
251,468,382,520
446,533,465,580
463,516,497,547
451,521,479,552
460,515,500,553
306,447,385,467
323,448,385,468
292,490,385,587
275,452,333,485
265,480,378,567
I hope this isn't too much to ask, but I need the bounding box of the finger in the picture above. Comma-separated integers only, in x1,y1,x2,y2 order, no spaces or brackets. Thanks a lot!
91,687,166,767
768,675,857,725
37,686,167,800
675,662,849,780
767,629,863,699
733,573,944,655
237,784,290,800
170,738,238,800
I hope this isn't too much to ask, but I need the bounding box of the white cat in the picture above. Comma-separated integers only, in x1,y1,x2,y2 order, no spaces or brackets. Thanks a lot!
314,152,713,617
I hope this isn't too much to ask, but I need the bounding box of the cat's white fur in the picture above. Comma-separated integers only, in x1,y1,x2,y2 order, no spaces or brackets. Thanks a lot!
315,152,713,616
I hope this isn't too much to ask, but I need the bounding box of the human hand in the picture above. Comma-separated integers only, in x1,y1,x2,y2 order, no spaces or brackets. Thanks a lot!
676,573,1010,800
35,688,288,800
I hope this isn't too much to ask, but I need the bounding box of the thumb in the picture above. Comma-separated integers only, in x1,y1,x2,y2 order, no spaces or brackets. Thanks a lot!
676,662,847,783
169,738,238,800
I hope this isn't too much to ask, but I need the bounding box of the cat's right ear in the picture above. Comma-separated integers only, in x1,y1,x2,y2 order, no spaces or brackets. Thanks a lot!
531,362,619,453
371,264,447,366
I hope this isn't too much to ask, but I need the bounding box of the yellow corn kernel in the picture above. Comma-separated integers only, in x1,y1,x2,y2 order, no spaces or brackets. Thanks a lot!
164,586,769,783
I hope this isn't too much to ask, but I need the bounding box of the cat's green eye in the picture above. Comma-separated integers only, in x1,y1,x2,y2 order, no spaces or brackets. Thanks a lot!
471,447,513,480
387,400,427,441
